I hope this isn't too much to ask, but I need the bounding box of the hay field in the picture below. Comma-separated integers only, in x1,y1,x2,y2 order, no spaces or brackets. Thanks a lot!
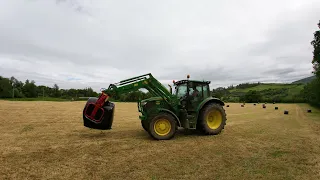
0,100,320,180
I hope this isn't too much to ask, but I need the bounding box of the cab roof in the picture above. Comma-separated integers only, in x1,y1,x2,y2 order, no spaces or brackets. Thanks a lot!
174,80,211,86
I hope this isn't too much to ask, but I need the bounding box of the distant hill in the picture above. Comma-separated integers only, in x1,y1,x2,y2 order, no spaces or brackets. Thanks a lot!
292,75,316,84
228,83,303,93
215,83,305,103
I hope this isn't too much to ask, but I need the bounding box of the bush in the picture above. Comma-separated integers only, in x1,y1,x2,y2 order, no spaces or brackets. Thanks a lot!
301,78,320,107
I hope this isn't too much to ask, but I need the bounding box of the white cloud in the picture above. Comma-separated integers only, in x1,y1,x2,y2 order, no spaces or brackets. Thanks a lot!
0,0,319,92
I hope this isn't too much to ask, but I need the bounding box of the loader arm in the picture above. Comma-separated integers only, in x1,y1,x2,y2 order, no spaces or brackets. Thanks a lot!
104,73,178,107
83,73,179,124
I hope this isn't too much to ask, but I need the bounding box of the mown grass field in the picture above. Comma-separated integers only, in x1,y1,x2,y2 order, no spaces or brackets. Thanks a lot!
0,100,320,180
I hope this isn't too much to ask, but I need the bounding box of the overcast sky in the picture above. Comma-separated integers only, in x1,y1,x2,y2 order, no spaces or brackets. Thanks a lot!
0,0,319,92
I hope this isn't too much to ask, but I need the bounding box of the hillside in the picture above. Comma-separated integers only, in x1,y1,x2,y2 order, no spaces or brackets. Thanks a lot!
215,83,305,103
229,83,303,93
292,75,316,84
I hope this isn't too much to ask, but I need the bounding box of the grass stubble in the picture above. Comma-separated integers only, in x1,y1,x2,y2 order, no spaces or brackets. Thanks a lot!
0,100,319,180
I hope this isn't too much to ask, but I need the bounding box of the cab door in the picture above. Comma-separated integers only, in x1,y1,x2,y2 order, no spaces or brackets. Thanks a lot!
186,82,204,112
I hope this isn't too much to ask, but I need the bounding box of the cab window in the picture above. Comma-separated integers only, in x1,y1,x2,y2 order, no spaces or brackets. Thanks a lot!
203,85,209,97
189,83,203,98
176,84,188,98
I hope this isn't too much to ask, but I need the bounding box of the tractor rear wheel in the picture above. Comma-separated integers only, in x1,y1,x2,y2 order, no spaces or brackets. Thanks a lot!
198,103,227,135
148,113,177,140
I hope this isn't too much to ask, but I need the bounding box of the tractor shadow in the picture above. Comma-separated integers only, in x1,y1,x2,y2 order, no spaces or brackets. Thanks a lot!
176,128,205,137
76,128,207,141
135,129,206,141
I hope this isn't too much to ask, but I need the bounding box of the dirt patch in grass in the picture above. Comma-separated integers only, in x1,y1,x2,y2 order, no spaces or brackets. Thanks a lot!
0,101,320,179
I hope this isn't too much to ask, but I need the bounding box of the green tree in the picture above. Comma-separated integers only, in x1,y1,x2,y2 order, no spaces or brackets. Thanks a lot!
22,80,38,98
311,21,320,77
243,90,262,103
301,78,320,106
212,87,230,99
52,84,61,97
303,20,320,107
10,76,24,98
0,76,13,98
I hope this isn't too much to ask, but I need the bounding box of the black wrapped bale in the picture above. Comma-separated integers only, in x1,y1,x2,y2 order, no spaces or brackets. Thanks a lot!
307,109,312,113
284,110,289,115
83,98,115,130
275,107,278,110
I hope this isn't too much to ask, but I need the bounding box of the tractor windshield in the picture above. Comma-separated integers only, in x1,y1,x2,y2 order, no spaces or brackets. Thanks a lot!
175,84,188,98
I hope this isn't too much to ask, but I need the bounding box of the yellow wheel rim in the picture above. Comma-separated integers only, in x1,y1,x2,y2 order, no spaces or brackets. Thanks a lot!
206,109,223,129
154,119,171,136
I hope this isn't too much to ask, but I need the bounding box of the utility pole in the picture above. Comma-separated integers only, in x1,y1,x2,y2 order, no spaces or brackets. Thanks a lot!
43,87,44,99
12,82,14,98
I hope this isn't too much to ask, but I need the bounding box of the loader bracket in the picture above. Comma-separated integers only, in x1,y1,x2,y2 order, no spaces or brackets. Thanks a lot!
83,94,115,130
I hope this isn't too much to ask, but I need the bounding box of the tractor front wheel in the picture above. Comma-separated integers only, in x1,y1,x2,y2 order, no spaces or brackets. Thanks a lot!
198,103,227,135
141,120,149,132
148,113,177,140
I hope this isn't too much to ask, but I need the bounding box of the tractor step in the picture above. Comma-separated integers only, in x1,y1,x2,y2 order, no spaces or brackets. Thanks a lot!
186,115,196,129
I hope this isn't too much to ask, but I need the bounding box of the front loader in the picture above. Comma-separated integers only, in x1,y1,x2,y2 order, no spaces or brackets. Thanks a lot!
83,73,227,140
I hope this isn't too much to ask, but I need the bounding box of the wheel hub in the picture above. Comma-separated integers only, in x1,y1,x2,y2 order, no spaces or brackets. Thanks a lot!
154,119,171,136
159,123,166,130
206,110,222,129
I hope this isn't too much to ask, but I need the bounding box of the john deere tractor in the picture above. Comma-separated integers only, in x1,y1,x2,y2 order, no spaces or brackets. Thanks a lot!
83,73,227,140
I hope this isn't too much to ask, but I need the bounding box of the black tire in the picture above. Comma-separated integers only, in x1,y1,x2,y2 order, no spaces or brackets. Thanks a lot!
141,120,149,132
197,103,227,135
148,113,177,140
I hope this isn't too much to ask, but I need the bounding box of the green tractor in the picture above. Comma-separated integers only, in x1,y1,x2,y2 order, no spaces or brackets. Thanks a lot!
83,73,227,140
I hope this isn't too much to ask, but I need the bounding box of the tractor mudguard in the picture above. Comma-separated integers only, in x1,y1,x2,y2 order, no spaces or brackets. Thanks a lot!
83,97,115,130
158,108,181,127
196,97,225,118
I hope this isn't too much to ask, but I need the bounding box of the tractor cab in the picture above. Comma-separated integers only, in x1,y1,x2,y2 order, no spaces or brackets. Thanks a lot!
173,76,211,112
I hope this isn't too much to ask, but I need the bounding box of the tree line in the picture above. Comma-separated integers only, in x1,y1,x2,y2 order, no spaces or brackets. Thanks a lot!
0,76,98,99
0,76,152,102
211,85,305,104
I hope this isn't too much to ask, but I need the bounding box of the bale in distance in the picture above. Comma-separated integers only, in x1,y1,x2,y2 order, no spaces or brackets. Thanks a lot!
226,105,230,107
307,109,312,113
284,110,289,114
241,105,244,107
275,107,278,110
263,104,266,108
